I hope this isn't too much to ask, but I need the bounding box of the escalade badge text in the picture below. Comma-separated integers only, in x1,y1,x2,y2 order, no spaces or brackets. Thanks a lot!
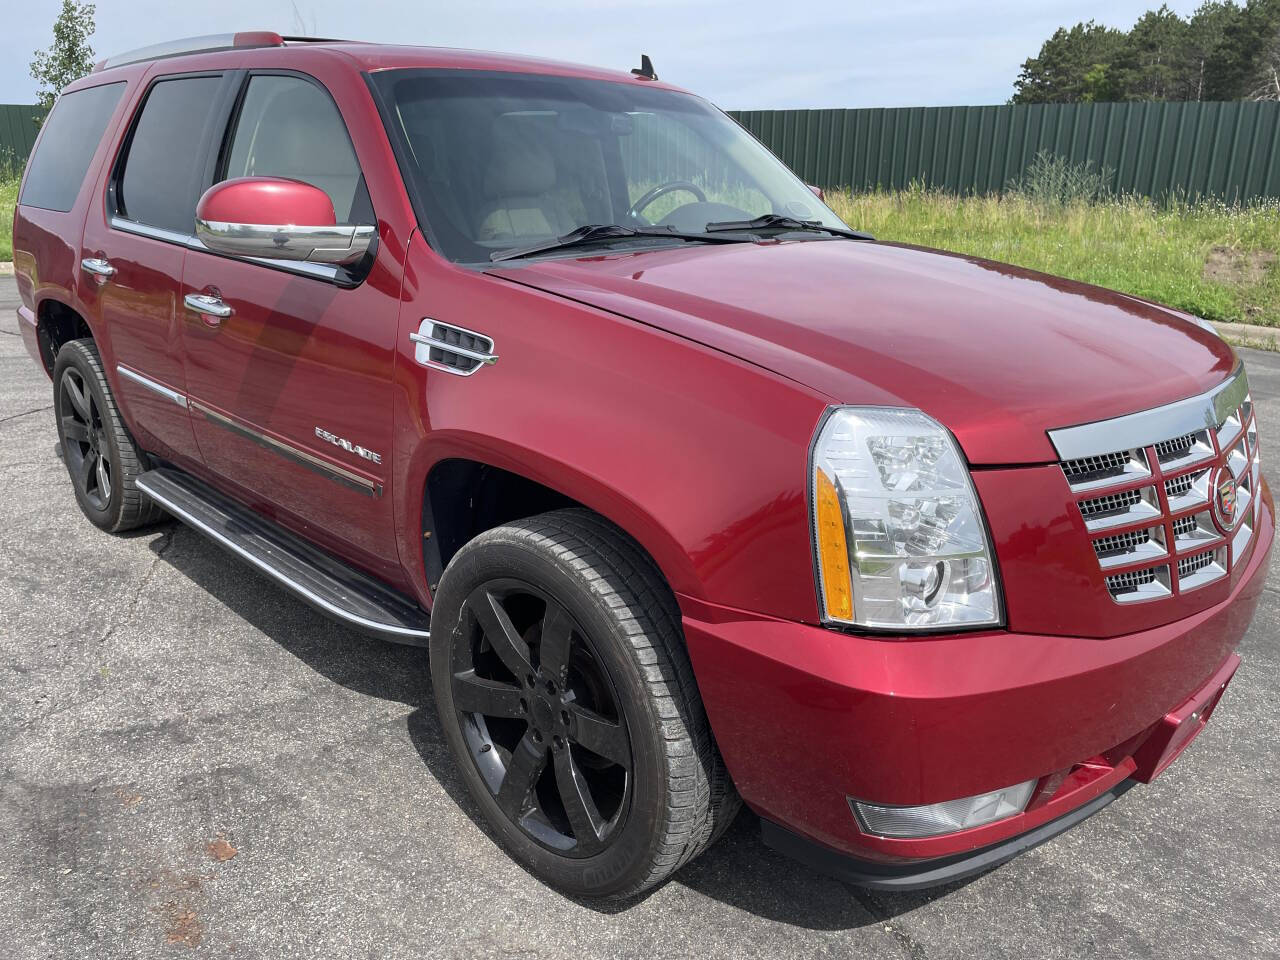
315,427,382,465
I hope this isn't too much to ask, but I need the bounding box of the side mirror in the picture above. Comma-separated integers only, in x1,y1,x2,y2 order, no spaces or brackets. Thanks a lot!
807,184,825,202
194,177,375,266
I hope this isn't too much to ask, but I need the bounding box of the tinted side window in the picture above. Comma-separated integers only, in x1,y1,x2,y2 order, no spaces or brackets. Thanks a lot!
222,75,371,223
20,82,126,212
118,75,222,234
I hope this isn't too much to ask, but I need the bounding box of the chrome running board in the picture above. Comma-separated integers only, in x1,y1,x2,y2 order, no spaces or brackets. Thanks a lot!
136,467,430,645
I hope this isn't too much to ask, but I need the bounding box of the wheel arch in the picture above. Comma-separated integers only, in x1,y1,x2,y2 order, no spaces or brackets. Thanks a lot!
34,295,96,374
415,437,700,609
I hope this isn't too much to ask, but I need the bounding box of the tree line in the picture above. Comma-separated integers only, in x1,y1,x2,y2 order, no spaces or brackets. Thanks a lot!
1013,1,1280,103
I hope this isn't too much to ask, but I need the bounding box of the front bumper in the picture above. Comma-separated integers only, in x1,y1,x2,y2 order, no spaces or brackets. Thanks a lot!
680,480,1272,882
761,780,1136,891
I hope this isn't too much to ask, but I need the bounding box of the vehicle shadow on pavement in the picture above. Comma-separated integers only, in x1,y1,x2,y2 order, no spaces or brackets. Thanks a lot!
149,527,975,930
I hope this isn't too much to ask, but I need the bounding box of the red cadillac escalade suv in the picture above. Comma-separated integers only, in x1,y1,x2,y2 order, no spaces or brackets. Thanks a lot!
11,33,1272,898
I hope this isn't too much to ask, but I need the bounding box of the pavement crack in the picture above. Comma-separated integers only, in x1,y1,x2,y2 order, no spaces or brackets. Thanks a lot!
848,887,928,960
98,528,176,645
0,404,53,425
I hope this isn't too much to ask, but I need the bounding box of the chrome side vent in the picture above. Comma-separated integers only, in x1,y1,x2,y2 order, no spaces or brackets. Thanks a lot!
410,319,498,377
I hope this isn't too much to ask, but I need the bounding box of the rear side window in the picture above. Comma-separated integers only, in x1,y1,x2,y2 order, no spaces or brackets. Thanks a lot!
117,75,222,234
221,74,372,224
20,82,126,212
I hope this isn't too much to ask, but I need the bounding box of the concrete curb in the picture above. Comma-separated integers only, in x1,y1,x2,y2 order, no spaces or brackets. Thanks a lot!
0,262,13,276
1215,321,1280,353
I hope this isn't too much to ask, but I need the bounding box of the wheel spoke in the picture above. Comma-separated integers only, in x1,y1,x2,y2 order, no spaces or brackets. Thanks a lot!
64,374,90,420
60,416,89,444
538,600,574,682
495,731,547,820
97,454,112,502
569,705,630,768
452,671,525,718
553,747,605,853
78,450,97,491
470,588,534,678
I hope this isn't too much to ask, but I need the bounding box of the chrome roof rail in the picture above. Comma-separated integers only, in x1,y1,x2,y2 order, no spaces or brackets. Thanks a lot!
92,31,285,72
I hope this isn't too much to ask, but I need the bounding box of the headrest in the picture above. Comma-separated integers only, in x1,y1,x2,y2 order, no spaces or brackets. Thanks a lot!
483,121,556,199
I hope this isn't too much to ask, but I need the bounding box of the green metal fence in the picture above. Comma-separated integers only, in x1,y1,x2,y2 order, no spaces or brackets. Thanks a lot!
729,101,1280,201
0,104,42,174
4,98,1278,201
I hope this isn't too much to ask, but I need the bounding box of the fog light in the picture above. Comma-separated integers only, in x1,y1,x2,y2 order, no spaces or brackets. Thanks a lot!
850,780,1036,838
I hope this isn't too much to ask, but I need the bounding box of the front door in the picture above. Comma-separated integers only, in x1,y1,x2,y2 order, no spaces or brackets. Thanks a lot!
178,71,402,580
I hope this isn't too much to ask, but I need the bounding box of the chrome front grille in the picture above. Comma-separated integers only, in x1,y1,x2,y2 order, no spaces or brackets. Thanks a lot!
1062,448,1149,489
1105,565,1171,602
1049,365,1260,604
1093,528,1152,556
1178,549,1214,577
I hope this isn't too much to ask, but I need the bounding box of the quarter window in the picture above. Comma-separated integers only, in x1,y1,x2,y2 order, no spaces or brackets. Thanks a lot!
20,82,126,213
117,75,223,234
222,75,370,224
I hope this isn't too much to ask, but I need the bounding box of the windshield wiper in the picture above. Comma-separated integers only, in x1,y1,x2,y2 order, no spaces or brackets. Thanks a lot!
489,223,750,263
703,213,873,240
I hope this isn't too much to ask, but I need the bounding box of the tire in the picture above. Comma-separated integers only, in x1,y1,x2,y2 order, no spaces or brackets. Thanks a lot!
429,508,740,899
52,339,164,533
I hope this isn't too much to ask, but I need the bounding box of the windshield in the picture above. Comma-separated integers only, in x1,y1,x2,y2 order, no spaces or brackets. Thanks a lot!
369,69,852,263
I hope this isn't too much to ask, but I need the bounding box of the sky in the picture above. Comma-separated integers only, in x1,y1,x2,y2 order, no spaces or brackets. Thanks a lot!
4,0,1205,110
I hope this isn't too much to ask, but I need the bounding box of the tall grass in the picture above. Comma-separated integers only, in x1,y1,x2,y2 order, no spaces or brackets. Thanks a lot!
0,176,18,264
826,186,1280,327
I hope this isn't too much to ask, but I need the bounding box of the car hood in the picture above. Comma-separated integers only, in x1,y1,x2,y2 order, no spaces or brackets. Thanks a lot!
488,239,1237,464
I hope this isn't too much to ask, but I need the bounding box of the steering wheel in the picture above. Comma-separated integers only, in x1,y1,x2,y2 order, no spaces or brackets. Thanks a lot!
626,180,707,222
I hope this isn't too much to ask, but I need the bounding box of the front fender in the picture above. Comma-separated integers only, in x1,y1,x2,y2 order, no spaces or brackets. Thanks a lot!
391,237,829,623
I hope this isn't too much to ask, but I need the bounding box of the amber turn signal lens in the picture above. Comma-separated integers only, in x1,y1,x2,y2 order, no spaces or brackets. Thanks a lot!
814,468,853,621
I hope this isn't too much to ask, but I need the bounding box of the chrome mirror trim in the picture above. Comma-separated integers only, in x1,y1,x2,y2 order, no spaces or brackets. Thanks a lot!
194,219,375,265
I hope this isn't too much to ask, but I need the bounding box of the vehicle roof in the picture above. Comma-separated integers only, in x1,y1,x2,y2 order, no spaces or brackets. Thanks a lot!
75,36,689,96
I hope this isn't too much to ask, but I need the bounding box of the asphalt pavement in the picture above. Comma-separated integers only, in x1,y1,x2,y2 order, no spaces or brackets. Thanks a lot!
1,275,1278,959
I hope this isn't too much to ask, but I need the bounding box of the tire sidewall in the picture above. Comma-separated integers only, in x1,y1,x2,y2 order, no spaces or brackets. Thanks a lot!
53,343,125,531
430,528,672,898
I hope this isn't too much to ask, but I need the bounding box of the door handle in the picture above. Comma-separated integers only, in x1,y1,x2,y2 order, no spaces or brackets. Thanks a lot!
183,293,233,321
81,258,116,280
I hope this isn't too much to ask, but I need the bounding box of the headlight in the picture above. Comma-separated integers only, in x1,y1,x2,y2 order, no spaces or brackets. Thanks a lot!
811,407,1002,629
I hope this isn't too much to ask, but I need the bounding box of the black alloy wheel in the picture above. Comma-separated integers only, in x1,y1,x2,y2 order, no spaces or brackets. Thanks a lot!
52,338,163,533
453,579,632,856
430,509,740,899
60,366,114,511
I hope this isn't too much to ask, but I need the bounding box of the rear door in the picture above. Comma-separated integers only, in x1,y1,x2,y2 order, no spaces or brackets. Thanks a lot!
79,71,233,465
178,70,402,580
